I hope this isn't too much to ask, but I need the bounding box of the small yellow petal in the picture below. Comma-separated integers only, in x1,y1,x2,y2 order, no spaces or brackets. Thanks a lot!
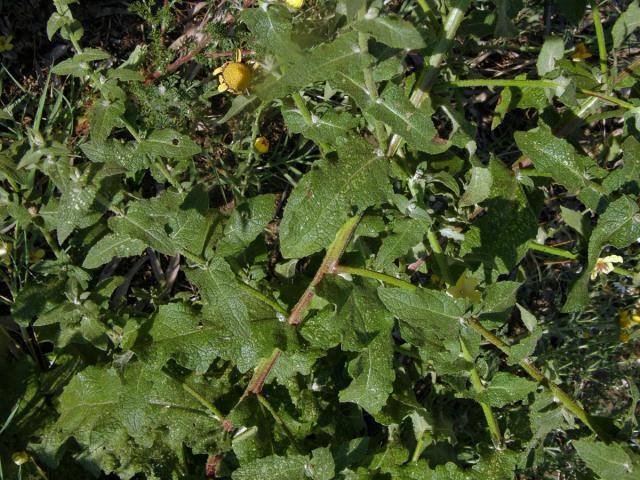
218,83,229,92
213,66,223,75
572,42,592,61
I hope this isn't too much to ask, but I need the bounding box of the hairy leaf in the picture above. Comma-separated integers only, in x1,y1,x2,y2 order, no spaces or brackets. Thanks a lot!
279,138,392,258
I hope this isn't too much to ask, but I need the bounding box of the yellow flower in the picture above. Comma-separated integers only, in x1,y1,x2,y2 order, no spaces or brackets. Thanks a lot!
619,331,630,343
591,255,623,280
447,274,481,303
572,42,592,61
0,35,13,53
285,0,304,8
619,310,632,329
254,136,270,154
213,50,256,95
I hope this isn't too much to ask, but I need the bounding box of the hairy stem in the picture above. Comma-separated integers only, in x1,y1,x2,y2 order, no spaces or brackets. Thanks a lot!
465,319,608,440
336,265,418,289
288,215,362,325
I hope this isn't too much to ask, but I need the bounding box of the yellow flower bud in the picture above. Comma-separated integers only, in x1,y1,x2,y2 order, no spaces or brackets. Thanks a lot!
12,451,29,466
285,0,304,8
254,136,270,154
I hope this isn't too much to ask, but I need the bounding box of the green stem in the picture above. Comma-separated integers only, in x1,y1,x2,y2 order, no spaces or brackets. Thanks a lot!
387,0,470,157
416,0,430,12
590,0,609,84
411,435,426,462
527,241,578,260
256,393,302,453
336,265,417,289
465,319,608,440
155,159,182,192
291,91,331,153
427,229,452,285
450,79,560,89
358,6,388,152
579,89,635,109
460,338,503,448
288,215,362,325
37,225,62,259
339,265,608,439
245,349,282,397
181,382,225,423
121,117,142,142
451,80,635,110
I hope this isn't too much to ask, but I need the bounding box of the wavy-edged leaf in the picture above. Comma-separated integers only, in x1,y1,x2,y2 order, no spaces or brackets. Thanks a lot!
353,16,426,49
256,32,369,102
372,218,428,270
280,138,392,258
137,129,201,159
573,439,637,479
217,194,277,257
83,233,145,268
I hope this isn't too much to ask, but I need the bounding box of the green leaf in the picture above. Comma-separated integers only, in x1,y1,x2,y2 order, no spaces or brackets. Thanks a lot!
256,32,369,101
480,281,521,315
110,198,177,254
51,49,110,77
353,16,426,49
89,98,125,142
241,4,302,63
494,0,523,37
473,372,537,407
536,36,564,76
515,125,602,210
233,454,308,480
337,285,395,414
57,182,98,244
137,129,201,159
460,166,492,207
47,12,72,40
373,218,428,270
281,107,358,146
187,257,277,372
560,206,590,236
573,440,636,479
603,136,640,193
111,188,212,257
217,194,277,257
309,447,335,480
83,233,146,268
279,138,392,258
378,287,465,339
460,159,537,278
81,139,149,172
564,195,640,311
612,1,640,49
36,364,226,478
336,76,448,154
134,302,224,373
